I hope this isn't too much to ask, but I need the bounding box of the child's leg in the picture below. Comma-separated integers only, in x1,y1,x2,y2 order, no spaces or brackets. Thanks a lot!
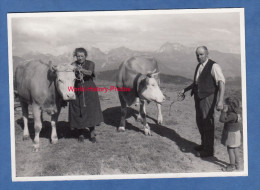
234,147,241,170
224,146,236,171
227,147,235,165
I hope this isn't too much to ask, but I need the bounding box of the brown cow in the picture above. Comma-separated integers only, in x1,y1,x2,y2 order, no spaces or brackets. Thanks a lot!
116,56,165,135
15,60,76,151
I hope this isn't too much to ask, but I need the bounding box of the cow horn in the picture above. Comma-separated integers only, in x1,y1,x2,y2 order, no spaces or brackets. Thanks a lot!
147,69,159,77
150,72,160,76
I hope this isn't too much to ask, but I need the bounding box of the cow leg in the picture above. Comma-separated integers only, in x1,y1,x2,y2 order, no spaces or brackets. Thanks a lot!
134,97,140,106
134,97,143,123
50,108,61,144
134,97,142,121
32,103,42,152
118,93,127,132
140,100,151,136
157,103,163,124
20,101,29,140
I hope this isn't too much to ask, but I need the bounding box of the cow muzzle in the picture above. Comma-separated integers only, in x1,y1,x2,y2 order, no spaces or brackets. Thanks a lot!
63,93,76,100
156,95,166,104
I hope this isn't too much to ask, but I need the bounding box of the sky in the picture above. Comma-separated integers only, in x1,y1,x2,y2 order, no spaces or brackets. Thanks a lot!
10,10,242,56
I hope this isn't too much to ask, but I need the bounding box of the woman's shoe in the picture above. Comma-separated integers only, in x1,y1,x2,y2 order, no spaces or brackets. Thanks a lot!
89,137,97,143
78,135,84,142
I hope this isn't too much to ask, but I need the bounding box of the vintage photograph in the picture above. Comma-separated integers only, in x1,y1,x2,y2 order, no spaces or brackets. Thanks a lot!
8,8,247,181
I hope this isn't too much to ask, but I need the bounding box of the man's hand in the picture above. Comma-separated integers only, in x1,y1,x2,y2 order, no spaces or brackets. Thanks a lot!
216,101,224,111
177,89,185,101
216,81,225,111
222,105,228,112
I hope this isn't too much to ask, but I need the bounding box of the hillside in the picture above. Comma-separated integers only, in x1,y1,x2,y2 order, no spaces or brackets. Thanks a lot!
12,42,241,79
96,69,192,85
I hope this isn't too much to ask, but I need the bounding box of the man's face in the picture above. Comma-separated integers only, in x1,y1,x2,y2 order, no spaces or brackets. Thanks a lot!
196,47,208,64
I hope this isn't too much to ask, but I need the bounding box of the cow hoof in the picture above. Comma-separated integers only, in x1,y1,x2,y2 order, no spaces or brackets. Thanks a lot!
51,137,58,144
23,135,30,141
157,116,163,125
33,144,39,152
33,145,39,152
157,120,163,125
136,115,143,123
118,126,125,132
33,148,39,152
144,128,152,136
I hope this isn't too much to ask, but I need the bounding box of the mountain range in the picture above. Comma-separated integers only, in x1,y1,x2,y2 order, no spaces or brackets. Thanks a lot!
12,42,241,80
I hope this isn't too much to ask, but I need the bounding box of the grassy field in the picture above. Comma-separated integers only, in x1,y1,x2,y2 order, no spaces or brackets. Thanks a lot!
14,79,244,177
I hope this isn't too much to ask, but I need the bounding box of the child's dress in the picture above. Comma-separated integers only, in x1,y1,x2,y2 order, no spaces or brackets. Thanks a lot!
220,112,241,147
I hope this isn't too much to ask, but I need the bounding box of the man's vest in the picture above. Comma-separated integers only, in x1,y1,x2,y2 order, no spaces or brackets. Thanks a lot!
193,59,218,99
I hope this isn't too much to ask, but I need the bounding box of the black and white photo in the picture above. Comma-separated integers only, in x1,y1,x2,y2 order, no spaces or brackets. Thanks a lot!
8,8,247,181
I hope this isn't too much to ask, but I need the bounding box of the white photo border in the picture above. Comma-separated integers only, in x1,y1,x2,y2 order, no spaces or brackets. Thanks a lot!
7,8,247,182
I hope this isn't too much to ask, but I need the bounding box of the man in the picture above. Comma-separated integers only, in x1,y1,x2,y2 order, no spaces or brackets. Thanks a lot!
179,46,225,157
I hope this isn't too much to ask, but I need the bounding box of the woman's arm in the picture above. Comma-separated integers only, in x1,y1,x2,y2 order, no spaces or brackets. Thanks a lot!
78,68,93,76
78,61,95,76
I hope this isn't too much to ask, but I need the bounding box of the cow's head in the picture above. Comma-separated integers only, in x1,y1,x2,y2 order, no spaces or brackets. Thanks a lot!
50,63,76,101
137,70,165,104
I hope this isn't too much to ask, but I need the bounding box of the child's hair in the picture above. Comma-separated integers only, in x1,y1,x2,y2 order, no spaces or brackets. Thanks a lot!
225,97,240,114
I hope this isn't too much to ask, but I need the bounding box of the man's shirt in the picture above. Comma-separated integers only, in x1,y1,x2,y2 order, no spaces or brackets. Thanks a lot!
195,58,225,85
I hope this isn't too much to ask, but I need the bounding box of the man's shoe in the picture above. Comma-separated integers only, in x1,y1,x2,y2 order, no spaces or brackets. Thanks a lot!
196,150,213,158
194,145,203,151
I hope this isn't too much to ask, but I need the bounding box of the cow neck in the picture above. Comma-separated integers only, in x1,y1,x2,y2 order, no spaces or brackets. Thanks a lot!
134,73,143,97
52,77,63,107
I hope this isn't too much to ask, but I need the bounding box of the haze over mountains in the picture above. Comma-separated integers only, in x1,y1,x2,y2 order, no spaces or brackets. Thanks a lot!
12,42,241,80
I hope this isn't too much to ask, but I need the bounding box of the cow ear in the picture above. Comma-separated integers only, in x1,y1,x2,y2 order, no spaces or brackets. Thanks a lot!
49,61,58,72
147,74,152,78
48,62,57,80
147,69,159,78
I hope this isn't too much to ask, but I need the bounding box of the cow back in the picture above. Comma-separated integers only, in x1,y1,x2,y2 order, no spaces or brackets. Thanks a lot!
15,60,58,113
116,56,159,105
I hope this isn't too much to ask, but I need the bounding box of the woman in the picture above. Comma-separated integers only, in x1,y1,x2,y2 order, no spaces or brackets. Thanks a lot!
69,47,104,143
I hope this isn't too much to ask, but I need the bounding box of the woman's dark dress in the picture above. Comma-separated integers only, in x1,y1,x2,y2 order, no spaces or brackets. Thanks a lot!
69,60,104,129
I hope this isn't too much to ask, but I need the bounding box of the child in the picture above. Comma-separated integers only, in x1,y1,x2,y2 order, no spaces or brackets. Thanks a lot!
220,97,242,171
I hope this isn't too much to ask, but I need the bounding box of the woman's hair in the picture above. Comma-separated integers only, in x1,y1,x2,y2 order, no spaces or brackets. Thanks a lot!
73,47,88,57
225,97,240,113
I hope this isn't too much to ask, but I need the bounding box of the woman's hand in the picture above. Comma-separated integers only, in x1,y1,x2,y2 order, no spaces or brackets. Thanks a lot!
77,67,92,76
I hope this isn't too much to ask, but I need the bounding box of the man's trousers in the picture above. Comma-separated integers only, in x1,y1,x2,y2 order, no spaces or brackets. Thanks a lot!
194,92,217,153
